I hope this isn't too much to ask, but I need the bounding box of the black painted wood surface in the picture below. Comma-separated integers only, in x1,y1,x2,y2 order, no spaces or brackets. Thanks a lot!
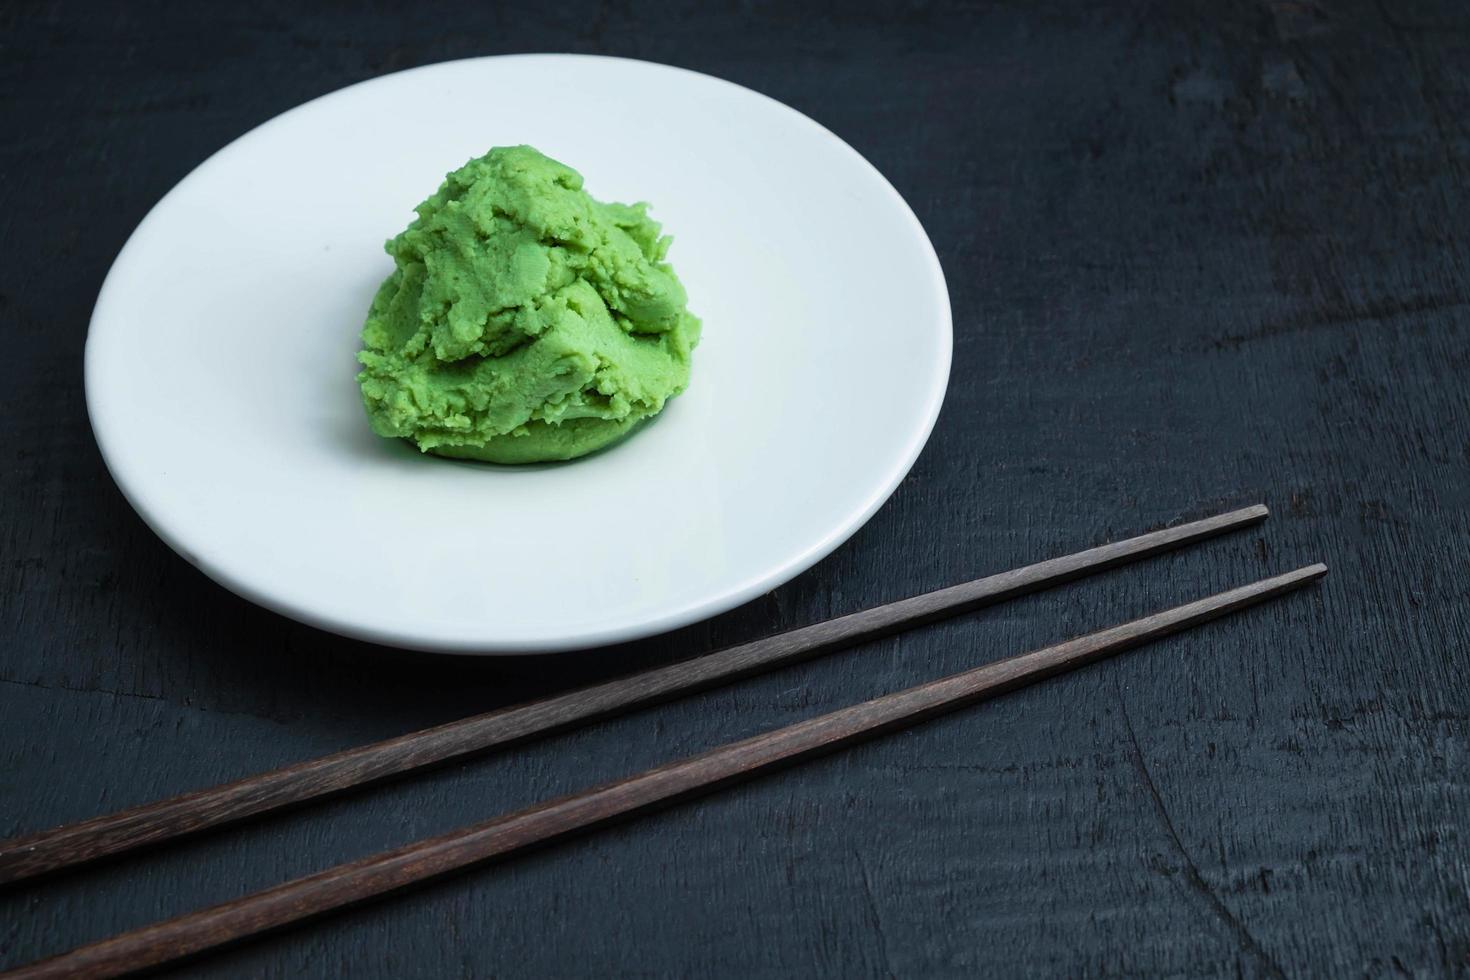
1,1,1466,976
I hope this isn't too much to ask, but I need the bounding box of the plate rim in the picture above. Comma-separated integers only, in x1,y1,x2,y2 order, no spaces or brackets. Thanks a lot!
84,53,953,655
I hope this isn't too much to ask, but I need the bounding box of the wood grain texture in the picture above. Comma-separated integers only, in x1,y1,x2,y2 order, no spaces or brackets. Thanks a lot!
6,567,1325,980
0,506,1267,886
1,0,1467,977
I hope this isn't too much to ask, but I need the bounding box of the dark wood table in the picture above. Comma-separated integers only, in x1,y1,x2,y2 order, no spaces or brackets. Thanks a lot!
3,2,1466,975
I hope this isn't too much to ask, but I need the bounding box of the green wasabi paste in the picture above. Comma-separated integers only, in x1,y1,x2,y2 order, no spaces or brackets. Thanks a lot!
357,145,700,463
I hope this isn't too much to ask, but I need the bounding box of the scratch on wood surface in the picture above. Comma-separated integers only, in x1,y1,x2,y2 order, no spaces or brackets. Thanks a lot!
1116,685,1287,979
0,674,174,704
853,849,897,980
1203,293,1469,352
0,675,280,724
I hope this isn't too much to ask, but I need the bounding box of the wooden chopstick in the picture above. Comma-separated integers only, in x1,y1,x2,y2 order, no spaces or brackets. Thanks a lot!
3,563,1326,980
0,505,1267,887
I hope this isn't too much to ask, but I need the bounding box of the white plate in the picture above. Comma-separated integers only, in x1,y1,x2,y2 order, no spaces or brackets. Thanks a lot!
86,55,951,654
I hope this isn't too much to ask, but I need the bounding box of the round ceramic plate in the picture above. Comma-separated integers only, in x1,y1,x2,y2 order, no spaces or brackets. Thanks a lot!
86,55,951,654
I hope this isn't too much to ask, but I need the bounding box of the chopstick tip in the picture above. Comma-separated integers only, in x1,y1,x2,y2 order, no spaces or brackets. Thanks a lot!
1283,562,1328,585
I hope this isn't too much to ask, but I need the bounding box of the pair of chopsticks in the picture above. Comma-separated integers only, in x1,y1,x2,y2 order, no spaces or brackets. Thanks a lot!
1,504,1323,979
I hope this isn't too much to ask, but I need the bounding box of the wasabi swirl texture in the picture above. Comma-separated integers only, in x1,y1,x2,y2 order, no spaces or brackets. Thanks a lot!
357,146,700,463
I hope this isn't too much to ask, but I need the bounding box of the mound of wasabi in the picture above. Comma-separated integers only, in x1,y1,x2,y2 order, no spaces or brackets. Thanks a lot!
356,145,700,463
